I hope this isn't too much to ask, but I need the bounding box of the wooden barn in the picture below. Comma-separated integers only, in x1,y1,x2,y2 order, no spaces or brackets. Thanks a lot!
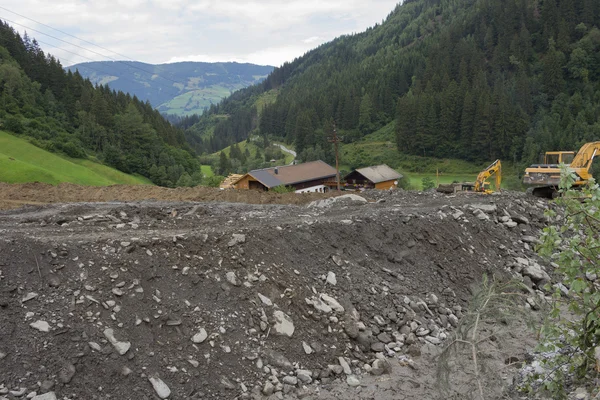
233,160,337,192
344,164,403,190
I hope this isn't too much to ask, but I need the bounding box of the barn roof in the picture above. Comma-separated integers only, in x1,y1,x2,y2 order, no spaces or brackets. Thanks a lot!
351,164,403,184
235,160,337,189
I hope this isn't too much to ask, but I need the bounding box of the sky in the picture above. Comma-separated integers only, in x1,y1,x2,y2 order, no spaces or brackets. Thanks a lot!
0,1,400,67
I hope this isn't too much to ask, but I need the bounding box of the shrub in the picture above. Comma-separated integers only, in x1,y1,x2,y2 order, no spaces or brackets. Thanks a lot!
270,185,295,193
533,165,600,396
422,176,436,190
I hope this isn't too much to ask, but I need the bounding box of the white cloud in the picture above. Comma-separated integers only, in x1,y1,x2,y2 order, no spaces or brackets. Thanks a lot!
0,0,400,67
303,36,321,44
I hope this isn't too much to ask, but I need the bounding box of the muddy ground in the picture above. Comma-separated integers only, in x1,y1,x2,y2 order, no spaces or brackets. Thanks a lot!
0,183,334,211
0,188,553,399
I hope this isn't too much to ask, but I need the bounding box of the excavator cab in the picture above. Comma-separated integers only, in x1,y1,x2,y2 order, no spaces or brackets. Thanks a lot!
540,151,575,166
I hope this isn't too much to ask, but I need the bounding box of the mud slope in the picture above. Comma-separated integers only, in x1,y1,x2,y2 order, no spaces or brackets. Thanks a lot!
0,191,551,399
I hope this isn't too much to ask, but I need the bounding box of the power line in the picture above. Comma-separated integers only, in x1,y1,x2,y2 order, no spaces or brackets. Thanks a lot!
0,5,139,62
0,15,186,88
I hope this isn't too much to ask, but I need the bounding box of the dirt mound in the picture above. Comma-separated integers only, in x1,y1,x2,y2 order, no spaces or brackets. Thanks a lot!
0,183,336,210
0,191,551,399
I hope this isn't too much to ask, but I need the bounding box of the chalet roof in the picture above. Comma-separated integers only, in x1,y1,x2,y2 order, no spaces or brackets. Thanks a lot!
350,164,403,184
236,160,337,189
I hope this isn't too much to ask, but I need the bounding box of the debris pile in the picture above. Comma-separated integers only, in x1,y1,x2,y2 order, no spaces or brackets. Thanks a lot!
0,190,552,399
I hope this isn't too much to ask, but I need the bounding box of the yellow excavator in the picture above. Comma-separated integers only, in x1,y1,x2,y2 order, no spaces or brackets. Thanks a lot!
523,142,599,198
471,159,502,194
437,159,501,194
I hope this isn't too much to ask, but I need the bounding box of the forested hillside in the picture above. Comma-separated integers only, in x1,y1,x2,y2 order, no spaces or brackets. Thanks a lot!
68,61,273,116
0,21,201,187
187,0,600,169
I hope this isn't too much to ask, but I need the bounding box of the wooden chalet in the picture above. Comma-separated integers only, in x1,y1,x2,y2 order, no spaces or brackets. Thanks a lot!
233,160,337,192
343,164,403,190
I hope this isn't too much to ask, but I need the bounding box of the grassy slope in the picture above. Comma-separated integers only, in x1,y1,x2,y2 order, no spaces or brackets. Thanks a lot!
158,85,233,116
0,131,151,186
201,165,214,177
340,122,520,190
254,89,279,117
216,138,295,165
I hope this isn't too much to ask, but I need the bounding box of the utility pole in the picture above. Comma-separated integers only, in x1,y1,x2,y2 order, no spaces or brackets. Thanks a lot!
328,122,341,192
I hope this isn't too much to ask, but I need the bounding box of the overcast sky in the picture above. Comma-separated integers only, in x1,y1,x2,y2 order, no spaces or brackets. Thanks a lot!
0,1,400,67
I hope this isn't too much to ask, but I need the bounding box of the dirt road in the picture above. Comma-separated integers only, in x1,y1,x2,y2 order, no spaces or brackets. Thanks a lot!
0,189,550,399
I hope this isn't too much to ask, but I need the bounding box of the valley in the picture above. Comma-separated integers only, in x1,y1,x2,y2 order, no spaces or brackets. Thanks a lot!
67,61,274,116
0,1,599,398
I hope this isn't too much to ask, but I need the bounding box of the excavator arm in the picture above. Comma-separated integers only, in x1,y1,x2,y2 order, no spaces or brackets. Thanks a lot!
568,141,600,172
474,159,501,193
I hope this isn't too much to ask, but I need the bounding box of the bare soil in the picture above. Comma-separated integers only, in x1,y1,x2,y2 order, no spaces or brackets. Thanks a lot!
0,183,335,210
0,188,549,399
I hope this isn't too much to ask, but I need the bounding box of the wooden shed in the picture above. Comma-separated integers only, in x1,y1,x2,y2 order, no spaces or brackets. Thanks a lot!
344,164,403,190
233,160,337,192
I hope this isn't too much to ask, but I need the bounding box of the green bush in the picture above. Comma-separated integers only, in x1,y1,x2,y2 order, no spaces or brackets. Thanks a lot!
422,176,436,190
59,140,86,159
533,166,600,396
204,175,224,187
4,114,24,134
270,185,295,193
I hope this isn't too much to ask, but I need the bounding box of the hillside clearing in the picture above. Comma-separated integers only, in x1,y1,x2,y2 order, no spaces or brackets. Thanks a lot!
0,131,151,186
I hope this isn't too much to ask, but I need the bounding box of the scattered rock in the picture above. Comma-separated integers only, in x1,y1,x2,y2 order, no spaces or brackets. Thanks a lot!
320,294,344,313
191,328,208,344
377,332,392,344
58,363,76,384
339,357,352,375
262,349,293,370
302,341,313,355
262,381,275,396
22,292,38,303
226,271,241,286
47,274,61,288
32,393,57,400
228,234,246,247
473,204,497,214
521,235,541,244
40,380,55,393
149,376,171,399
272,310,295,337
103,328,131,355
30,320,50,332
308,194,367,208
326,271,337,285
346,375,361,387
370,359,392,375
522,263,550,283
511,214,529,224
257,293,273,306
283,376,298,386
296,369,313,384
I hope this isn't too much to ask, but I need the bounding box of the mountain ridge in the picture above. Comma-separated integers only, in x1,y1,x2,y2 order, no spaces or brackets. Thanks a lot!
67,60,274,116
